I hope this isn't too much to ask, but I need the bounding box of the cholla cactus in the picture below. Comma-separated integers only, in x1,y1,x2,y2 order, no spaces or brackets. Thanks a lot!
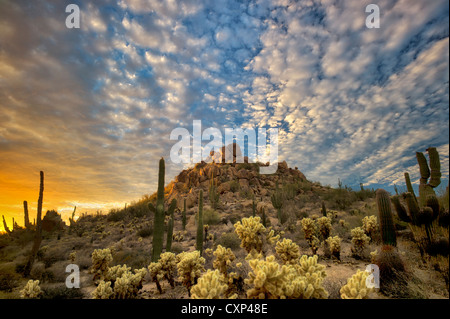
275,238,300,265
190,269,232,299
284,255,328,299
113,268,147,299
69,251,76,263
173,231,184,242
325,236,341,260
177,250,206,296
105,264,131,282
351,227,370,256
340,269,373,299
92,280,114,299
245,255,290,299
300,217,316,240
234,216,279,253
159,252,177,288
213,245,236,276
148,262,164,294
245,254,328,299
362,215,378,240
300,218,320,254
91,248,113,283
20,280,42,299
316,217,332,240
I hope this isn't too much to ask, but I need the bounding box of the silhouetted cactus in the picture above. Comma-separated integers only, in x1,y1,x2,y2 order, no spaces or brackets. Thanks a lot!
2,215,10,234
24,171,44,277
376,189,397,247
23,201,30,229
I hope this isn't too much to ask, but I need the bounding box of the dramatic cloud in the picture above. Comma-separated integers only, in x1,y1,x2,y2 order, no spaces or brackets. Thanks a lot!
0,0,448,228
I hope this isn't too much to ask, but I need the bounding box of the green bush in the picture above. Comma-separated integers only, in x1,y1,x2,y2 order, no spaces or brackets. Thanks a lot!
137,226,153,238
0,264,20,292
41,284,84,299
215,232,241,251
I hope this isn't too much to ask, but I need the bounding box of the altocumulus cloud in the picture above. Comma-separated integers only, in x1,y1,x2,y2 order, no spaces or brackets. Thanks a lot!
0,0,448,223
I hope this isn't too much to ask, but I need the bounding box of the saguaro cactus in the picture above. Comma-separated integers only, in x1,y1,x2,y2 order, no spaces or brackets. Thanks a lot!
166,210,174,253
149,158,177,262
196,190,204,254
182,198,187,231
23,201,30,229
376,189,397,247
24,171,44,277
416,147,441,207
271,184,283,224
2,215,11,234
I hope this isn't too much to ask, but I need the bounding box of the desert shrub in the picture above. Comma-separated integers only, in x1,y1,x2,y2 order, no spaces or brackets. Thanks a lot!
107,209,127,222
229,180,240,193
202,208,221,225
113,248,151,270
137,226,153,238
215,232,241,251
0,264,20,292
41,284,84,299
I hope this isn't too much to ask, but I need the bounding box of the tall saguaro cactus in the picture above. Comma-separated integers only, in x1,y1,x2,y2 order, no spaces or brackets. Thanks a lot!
149,158,177,262
376,189,397,247
24,171,44,277
196,190,204,254
23,200,30,229
2,215,10,234
416,147,441,207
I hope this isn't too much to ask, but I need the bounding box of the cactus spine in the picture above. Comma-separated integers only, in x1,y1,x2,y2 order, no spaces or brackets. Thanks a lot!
196,190,204,254
376,189,397,247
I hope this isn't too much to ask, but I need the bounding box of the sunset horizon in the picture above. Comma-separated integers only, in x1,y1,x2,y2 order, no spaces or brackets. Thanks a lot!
1,0,449,231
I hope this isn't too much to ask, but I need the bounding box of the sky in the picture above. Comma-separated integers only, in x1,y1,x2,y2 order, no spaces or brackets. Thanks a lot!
0,0,448,229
